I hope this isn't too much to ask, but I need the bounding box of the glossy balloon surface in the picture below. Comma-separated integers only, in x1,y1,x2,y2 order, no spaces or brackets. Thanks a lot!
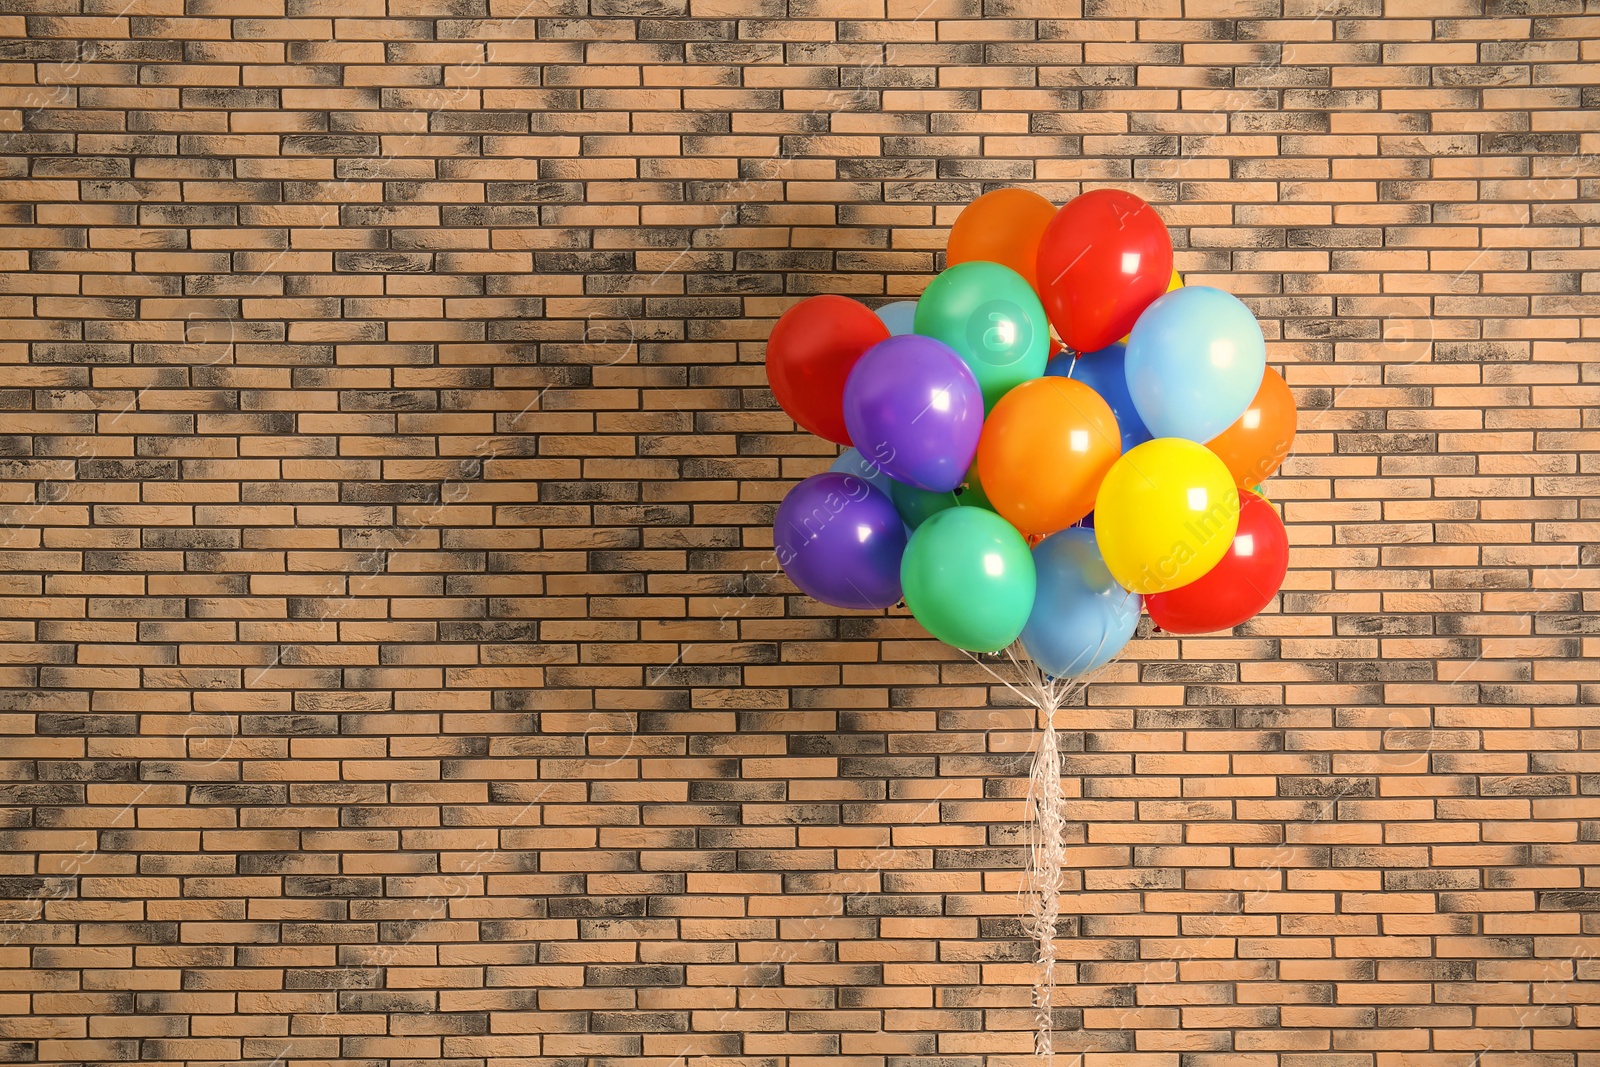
1205,366,1297,487
830,447,892,497
1093,438,1241,595
1036,189,1173,353
1020,528,1141,677
1146,490,1288,633
1118,268,1183,344
774,472,907,610
841,335,984,493
977,376,1121,536
914,261,1050,411
901,507,1036,652
1047,344,1152,455
766,295,890,445
887,462,993,529
1125,285,1266,444
875,300,917,337
946,188,1057,291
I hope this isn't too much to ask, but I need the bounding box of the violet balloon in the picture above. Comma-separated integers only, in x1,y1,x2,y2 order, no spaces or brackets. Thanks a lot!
773,471,907,611
841,335,984,493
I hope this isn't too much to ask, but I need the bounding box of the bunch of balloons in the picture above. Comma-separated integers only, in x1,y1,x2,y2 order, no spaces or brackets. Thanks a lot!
768,188,1296,678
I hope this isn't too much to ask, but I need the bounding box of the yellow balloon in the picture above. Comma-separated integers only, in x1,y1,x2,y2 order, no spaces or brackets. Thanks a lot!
1093,438,1240,595
1118,270,1182,346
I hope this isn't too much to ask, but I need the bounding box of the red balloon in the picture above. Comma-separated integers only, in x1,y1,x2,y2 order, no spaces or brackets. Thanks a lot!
1145,490,1288,634
1035,189,1174,353
766,295,890,445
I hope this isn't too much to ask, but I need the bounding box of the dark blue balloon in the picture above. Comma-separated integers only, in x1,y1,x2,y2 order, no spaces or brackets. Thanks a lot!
774,472,907,610
1046,344,1152,455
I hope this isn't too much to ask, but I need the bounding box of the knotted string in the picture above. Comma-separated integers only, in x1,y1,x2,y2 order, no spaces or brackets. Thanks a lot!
961,637,1119,1064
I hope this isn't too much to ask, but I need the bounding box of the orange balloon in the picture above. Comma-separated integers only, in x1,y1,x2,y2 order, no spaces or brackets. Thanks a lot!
976,377,1122,537
1206,366,1298,487
946,188,1057,291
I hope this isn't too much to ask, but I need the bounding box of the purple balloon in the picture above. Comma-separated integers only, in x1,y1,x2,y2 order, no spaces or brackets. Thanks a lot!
841,335,984,493
773,472,907,610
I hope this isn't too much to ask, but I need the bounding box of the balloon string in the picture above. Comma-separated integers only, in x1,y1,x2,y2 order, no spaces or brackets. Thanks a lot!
1027,700,1064,1064
958,643,1037,706
962,632,1126,1064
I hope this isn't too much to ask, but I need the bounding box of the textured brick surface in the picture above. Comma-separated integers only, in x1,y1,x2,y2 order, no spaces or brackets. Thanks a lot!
2,2,1599,1064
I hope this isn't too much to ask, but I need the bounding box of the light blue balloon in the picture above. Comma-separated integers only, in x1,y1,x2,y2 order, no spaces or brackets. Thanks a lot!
1125,285,1267,443
1020,528,1141,678
830,447,893,497
875,300,918,337
1045,343,1152,455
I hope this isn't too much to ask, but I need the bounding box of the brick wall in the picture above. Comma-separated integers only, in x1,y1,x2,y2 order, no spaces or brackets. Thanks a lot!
2,1,1598,1063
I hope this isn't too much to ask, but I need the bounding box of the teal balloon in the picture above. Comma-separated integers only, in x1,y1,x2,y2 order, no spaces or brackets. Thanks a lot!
900,507,1036,653
888,465,992,530
889,479,958,529
913,261,1049,411
1020,528,1141,678
1125,285,1267,443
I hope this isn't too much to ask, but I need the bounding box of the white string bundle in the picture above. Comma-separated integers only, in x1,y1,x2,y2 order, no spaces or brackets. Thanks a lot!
963,642,1110,1064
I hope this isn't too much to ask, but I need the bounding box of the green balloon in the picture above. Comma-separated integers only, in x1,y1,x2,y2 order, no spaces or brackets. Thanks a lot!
888,463,994,530
913,260,1050,411
901,507,1036,652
